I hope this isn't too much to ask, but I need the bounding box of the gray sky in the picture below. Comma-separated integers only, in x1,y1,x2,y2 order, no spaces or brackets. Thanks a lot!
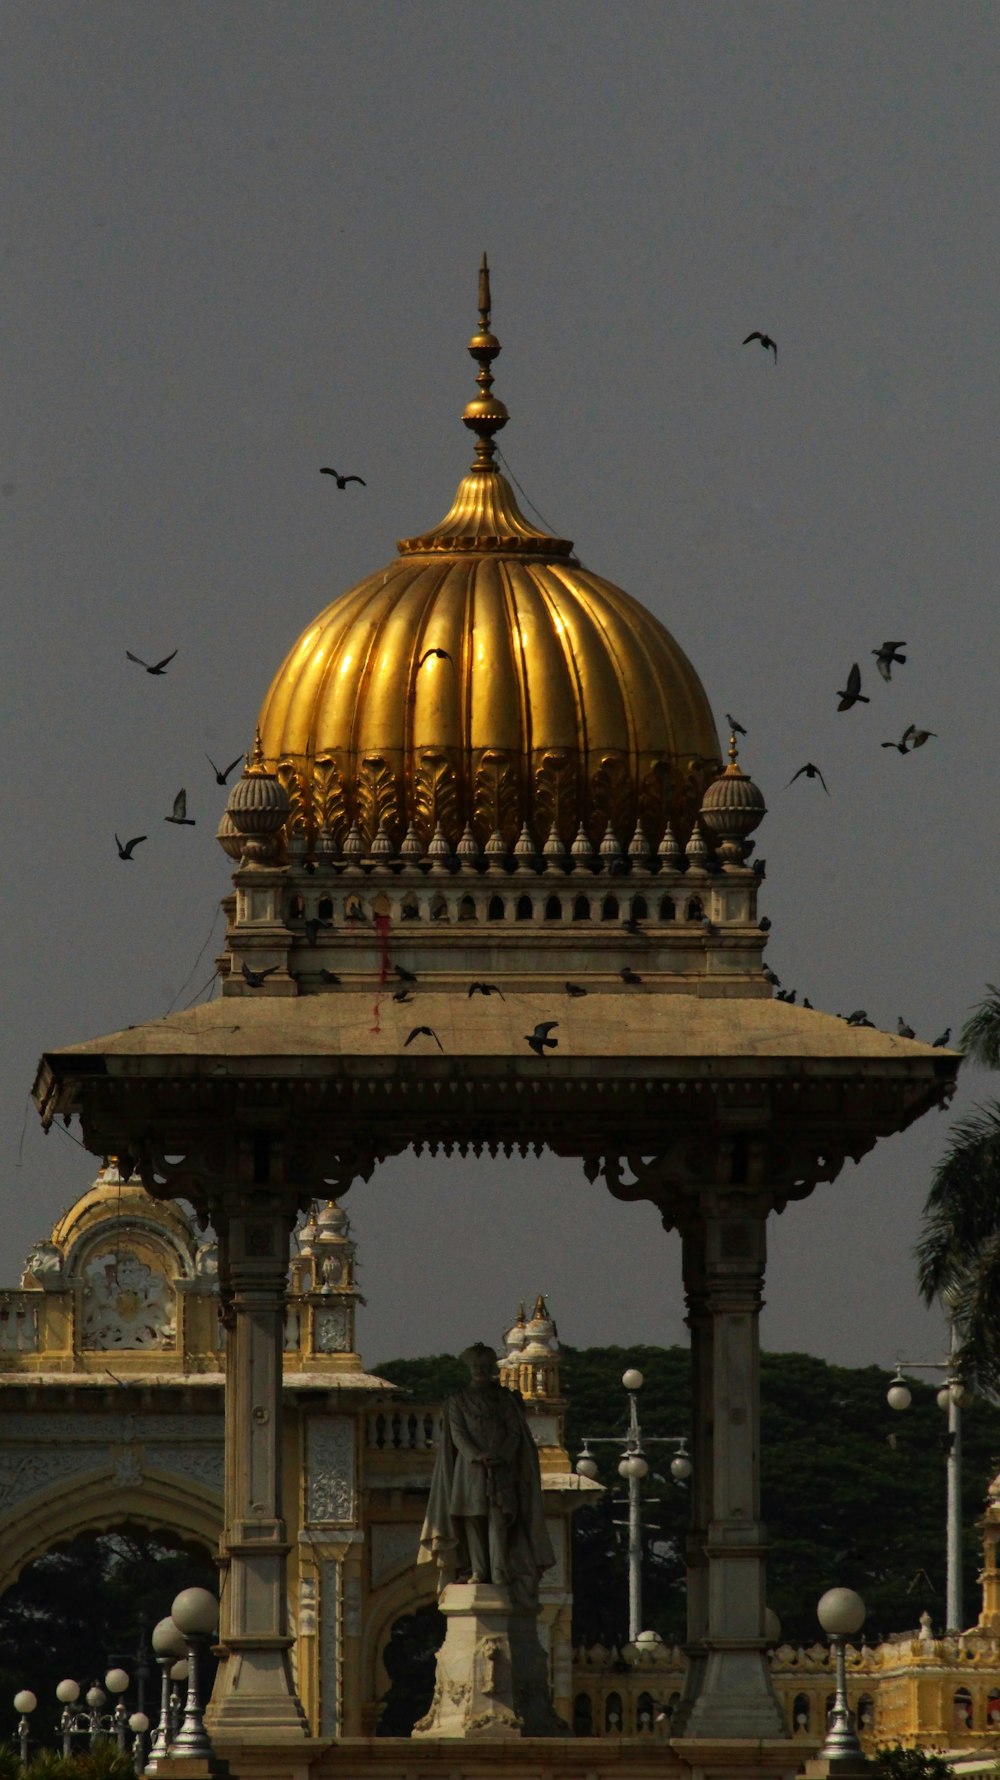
4,2,999,1378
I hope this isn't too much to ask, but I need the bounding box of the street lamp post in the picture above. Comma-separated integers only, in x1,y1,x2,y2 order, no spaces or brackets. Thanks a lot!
169,1587,218,1761
886,1317,970,1632
55,1669,132,1756
575,1365,692,1644
817,1587,866,1760
147,1615,187,1773
12,1691,36,1768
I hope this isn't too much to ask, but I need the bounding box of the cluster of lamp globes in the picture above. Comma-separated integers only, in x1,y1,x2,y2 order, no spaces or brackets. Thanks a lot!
12,1586,218,1757
573,1368,693,1483
887,1372,973,1412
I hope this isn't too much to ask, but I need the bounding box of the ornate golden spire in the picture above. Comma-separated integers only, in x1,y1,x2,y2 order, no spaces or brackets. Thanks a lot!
245,726,269,777
462,253,509,473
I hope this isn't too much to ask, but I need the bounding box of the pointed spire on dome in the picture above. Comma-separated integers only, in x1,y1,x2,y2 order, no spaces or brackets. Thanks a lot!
246,727,269,777
463,253,509,475
397,258,575,559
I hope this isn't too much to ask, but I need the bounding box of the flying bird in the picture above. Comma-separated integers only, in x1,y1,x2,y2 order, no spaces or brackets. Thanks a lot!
468,982,505,999
404,1025,443,1050
206,752,243,785
242,961,279,988
620,967,643,986
165,790,195,825
303,917,332,947
320,467,366,488
565,982,587,997
417,648,451,668
873,641,907,682
836,663,869,711
787,763,829,794
126,648,177,675
908,727,937,749
897,1016,916,1039
882,725,918,755
392,989,413,1003
726,713,747,737
395,964,417,984
932,1028,952,1048
115,833,146,860
320,969,341,984
525,1021,559,1056
743,331,777,361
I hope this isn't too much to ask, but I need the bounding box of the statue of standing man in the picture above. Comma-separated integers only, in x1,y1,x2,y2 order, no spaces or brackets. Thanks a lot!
419,1342,555,1609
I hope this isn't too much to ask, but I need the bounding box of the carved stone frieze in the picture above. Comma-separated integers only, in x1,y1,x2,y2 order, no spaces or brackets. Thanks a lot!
306,1416,355,1525
314,1306,351,1353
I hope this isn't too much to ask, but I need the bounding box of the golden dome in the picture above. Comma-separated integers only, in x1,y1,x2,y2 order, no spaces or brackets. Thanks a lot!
256,261,721,854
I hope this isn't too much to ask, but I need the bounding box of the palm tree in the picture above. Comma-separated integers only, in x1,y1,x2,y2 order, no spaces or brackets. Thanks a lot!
917,987,1000,1394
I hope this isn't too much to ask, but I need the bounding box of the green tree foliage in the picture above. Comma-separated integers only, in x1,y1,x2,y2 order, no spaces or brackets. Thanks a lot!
378,1345,1000,1650
874,1745,953,1780
917,984,1000,1394
0,1530,217,1747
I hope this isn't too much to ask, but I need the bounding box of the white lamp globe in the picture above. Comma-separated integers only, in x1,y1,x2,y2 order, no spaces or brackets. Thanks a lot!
151,1617,187,1659
951,1382,973,1408
622,1368,644,1392
170,1660,189,1682
619,1453,649,1479
105,1669,129,1695
129,1714,150,1734
171,1587,218,1637
817,1587,866,1638
887,1382,912,1411
86,1687,106,1710
56,1680,80,1705
670,1453,693,1481
13,1692,37,1715
764,1608,782,1643
937,1386,952,1411
576,1454,599,1480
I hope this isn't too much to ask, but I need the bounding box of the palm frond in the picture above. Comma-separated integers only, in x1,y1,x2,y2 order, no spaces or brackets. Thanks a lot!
916,1102,1000,1302
960,984,1000,1070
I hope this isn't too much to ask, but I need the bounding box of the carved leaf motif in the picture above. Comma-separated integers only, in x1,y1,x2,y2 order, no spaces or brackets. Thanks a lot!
277,760,311,837
637,758,672,844
414,751,460,844
533,751,578,843
589,752,634,844
313,756,350,842
356,755,398,848
473,749,521,845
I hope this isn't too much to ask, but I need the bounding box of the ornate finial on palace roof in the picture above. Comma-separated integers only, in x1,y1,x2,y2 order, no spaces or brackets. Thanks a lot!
463,252,509,473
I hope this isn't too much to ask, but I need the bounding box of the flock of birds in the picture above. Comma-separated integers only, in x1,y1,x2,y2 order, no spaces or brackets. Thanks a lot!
117,424,948,1052
113,650,242,861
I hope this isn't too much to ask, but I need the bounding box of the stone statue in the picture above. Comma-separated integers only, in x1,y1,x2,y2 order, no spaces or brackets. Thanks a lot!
419,1342,555,1609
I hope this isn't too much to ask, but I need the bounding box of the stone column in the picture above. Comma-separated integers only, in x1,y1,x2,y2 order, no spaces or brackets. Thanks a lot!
673,1196,785,1739
207,1195,310,1739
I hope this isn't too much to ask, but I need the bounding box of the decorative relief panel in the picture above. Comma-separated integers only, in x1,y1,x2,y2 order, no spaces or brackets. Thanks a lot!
150,1445,225,1496
314,1306,351,1353
82,1252,175,1349
320,1558,340,1737
306,1416,355,1525
0,1448,102,1512
370,1523,421,1588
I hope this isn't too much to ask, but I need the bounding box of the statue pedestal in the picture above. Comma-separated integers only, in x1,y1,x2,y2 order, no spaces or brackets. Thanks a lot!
412,1584,522,1740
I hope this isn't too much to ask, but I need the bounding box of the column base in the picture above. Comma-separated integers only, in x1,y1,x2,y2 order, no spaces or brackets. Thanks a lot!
206,1647,310,1742
413,1583,522,1740
672,1649,788,1739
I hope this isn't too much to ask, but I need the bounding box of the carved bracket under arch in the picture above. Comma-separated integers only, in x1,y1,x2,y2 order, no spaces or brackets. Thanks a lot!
581,1136,853,1229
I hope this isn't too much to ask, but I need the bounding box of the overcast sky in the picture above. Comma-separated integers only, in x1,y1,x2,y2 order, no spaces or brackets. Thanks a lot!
4,3,999,1385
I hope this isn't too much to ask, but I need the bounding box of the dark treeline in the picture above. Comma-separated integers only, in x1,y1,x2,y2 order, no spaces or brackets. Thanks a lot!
375,1345,1000,1648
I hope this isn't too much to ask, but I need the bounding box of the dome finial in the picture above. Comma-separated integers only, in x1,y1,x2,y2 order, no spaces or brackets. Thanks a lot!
463,252,509,474
728,732,739,765
246,726,269,778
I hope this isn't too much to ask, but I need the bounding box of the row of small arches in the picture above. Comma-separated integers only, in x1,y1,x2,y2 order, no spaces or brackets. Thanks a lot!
791,1693,876,1734
572,1690,673,1735
286,892,707,926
